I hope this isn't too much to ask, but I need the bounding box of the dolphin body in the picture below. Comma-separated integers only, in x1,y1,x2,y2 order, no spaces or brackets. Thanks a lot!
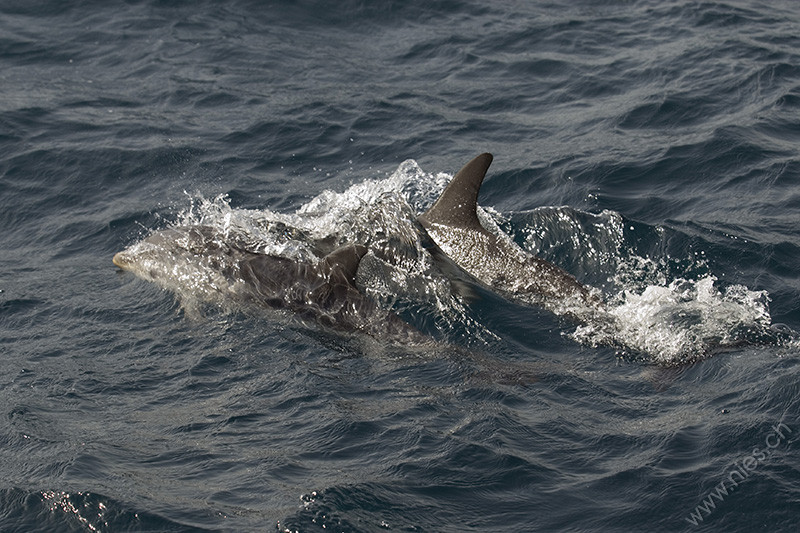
113,226,427,344
418,153,600,319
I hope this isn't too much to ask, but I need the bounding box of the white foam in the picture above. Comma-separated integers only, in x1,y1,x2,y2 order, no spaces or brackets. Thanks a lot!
571,271,772,364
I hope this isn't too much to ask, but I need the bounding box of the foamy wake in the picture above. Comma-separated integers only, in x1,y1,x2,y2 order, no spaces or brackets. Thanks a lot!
571,274,773,364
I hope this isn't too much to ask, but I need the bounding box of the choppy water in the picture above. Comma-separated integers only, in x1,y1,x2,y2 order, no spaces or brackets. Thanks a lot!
2,1,799,531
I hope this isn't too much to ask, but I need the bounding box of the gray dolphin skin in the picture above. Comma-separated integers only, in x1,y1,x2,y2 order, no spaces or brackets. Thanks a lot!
113,226,427,343
418,153,599,318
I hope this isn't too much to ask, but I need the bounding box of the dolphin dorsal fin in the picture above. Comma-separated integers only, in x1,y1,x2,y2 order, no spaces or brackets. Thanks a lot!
320,244,368,283
419,153,493,230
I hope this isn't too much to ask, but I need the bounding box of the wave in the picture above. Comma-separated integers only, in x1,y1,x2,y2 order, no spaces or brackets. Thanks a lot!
0,487,211,533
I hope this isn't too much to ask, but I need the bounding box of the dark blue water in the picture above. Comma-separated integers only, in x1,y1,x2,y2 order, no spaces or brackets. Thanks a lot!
2,1,800,531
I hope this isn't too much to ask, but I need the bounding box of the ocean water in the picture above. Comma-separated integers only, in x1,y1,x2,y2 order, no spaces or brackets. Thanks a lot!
1,0,799,531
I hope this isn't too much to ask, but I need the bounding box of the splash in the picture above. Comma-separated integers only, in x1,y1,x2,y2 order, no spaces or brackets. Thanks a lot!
572,274,773,364
118,161,491,343
506,206,777,364
119,159,781,362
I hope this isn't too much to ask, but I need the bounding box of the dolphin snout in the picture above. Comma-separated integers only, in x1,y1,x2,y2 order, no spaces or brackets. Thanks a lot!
112,252,130,269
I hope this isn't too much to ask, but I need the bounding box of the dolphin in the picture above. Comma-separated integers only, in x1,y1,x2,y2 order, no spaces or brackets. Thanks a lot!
113,226,427,344
418,153,601,319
